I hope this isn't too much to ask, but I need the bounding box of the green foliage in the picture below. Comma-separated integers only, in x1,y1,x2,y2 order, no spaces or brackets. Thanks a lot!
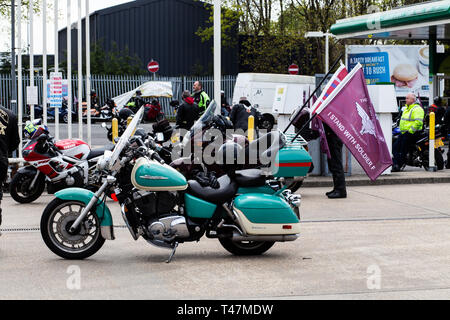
198,0,429,75
60,41,146,76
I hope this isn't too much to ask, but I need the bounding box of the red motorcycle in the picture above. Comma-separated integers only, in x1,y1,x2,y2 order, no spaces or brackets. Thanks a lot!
9,123,113,203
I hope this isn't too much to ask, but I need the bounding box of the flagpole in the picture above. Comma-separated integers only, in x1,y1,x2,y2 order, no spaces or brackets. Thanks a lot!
283,53,344,134
290,62,362,143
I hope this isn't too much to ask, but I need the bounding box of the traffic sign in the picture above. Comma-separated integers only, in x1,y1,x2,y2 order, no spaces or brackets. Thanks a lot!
289,64,299,75
147,60,159,73
49,72,63,108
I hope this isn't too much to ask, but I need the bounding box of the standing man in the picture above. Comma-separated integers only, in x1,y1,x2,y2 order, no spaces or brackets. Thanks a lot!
229,97,260,132
176,90,199,130
0,105,20,236
392,92,425,172
324,123,347,199
192,81,210,116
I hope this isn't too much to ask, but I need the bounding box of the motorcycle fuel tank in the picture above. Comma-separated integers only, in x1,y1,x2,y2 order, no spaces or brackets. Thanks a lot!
131,157,188,191
55,139,91,160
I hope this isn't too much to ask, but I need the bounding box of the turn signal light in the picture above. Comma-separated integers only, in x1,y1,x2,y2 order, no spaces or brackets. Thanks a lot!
111,193,119,202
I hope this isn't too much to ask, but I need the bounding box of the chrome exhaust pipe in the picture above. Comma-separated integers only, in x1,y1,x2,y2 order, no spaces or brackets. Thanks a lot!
230,232,299,242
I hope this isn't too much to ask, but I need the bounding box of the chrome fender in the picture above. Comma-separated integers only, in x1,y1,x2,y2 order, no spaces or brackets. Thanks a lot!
54,187,115,240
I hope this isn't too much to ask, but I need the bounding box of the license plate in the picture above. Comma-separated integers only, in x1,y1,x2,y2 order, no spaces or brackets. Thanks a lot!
436,138,444,148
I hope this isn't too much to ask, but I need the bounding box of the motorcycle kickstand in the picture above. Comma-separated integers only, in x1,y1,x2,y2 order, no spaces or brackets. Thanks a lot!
166,242,179,264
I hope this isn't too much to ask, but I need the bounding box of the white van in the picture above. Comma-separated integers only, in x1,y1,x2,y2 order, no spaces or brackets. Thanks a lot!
232,73,316,130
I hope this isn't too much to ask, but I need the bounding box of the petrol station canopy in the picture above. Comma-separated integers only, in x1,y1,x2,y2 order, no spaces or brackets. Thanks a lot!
331,0,450,40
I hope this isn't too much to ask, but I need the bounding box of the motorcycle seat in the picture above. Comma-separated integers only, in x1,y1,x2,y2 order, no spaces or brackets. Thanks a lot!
188,175,238,205
87,144,115,160
234,169,266,187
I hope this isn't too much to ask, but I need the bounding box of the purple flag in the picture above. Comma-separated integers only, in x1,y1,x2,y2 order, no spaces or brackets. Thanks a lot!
316,64,393,181
311,104,331,159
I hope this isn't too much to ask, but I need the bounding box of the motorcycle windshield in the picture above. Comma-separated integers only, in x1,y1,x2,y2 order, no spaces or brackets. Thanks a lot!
109,106,145,170
182,100,218,148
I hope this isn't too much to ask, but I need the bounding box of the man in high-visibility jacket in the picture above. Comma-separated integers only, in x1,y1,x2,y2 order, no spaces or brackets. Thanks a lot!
392,92,425,172
192,81,210,116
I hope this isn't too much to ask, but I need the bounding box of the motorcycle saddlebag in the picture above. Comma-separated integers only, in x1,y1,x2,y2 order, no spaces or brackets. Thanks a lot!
233,193,300,235
271,146,312,178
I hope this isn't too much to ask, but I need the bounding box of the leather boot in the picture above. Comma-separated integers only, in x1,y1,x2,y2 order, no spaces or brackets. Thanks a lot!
327,190,347,199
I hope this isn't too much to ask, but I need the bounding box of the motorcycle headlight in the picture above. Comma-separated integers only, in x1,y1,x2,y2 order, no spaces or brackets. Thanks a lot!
97,150,113,171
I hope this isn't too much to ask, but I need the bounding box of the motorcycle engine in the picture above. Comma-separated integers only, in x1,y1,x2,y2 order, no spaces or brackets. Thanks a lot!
132,190,191,242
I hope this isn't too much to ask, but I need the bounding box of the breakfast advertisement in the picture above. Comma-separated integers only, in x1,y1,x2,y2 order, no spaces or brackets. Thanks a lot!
346,45,430,97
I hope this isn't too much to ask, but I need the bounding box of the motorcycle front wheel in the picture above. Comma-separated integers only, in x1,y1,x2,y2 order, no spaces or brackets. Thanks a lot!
9,171,45,204
40,199,105,260
219,238,275,256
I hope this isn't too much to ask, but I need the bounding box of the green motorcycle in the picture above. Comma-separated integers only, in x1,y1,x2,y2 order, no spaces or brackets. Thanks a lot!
40,105,312,262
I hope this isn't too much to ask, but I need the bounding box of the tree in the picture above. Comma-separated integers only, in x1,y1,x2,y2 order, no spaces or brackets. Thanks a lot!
214,0,428,75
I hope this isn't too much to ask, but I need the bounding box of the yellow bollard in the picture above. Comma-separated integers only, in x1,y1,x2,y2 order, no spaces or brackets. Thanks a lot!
127,116,136,136
248,115,255,142
429,112,436,171
112,118,119,144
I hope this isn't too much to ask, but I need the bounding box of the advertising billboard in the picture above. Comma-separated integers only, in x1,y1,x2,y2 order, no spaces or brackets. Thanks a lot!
347,45,429,97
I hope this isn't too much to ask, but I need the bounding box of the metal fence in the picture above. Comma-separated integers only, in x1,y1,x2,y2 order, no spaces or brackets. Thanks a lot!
0,74,237,119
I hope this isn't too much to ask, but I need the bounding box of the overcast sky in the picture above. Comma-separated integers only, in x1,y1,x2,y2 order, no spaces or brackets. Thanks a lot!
0,0,135,54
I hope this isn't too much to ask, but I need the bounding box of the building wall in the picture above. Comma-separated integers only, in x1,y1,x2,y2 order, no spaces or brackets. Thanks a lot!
58,0,239,76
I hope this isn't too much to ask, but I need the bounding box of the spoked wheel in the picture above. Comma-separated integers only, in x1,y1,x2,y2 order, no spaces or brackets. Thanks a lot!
219,238,275,256
40,199,105,260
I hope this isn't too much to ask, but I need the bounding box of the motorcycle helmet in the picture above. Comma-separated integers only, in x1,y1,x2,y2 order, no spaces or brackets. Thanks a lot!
24,121,39,138
134,128,147,140
213,115,233,132
216,142,243,168
292,108,311,129
434,96,442,106
119,107,135,121
31,124,50,140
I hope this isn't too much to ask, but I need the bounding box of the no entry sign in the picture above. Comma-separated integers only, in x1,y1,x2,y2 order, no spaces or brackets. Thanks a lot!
289,64,299,75
147,60,159,73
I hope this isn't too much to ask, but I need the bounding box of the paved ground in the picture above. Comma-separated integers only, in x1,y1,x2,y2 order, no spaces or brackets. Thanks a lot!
1,182,450,300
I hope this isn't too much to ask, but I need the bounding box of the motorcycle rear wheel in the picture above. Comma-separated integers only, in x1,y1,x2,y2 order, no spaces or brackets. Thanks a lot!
422,149,445,171
219,238,275,256
9,171,45,204
40,199,105,260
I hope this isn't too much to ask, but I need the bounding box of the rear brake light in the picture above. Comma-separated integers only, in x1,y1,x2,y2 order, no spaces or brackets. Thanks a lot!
283,225,292,230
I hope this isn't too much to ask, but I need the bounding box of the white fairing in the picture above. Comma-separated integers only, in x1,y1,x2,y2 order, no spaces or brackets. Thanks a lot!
55,139,91,160
109,106,145,170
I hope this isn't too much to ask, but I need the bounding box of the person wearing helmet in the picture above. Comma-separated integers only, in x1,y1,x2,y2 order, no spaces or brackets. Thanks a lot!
428,96,445,125
119,107,134,121
90,90,99,108
0,105,20,236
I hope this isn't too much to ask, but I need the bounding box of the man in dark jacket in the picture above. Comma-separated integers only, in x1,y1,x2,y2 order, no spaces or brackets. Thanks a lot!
229,97,260,132
176,90,199,130
324,123,347,199
0,105,20,236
